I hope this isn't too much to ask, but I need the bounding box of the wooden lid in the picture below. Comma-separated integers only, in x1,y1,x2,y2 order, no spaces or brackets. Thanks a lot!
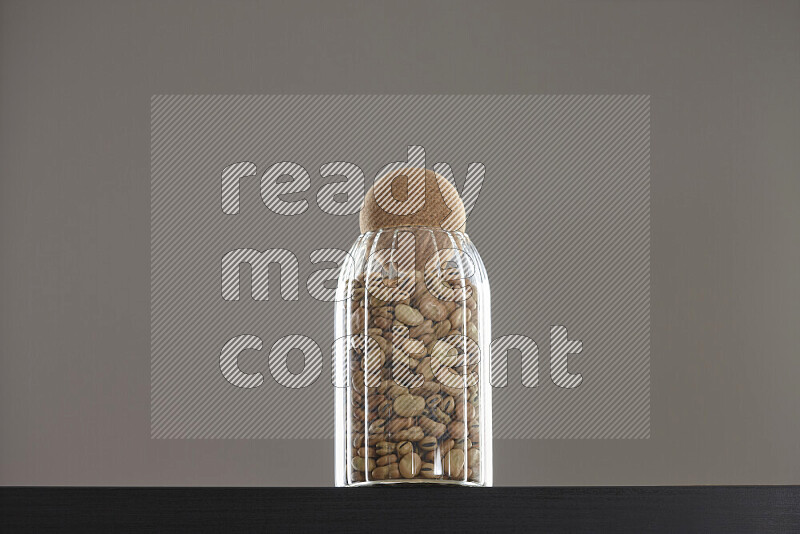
359,168,466,233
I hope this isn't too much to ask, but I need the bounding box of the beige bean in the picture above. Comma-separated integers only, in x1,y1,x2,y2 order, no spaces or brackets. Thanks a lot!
425,277,454,302
371,463,400,480
393,394,425,417
385,417,411,434
377,400,393,419
440,384,464,397
371,306,393,319
375,441,395,456
363,368,382,389
391,364,421,389
352,370,365,392
453,437,472,449
376,454,398,466
360,345,386,373
396,304,424,326
392,351,418,369
433,320,451,339
351,457,376,472
350,307,365,331
469,467,479,481
447,421,466,439
369,296,388,307
418,333,435,346
431,341,460,367
386,384,408,399
366,393,385,406
373,316,392,330
357,447,375,457
376,380,391,395
468,447,480,468
466,323,479,342
468,421,481,441
441,396,455,414
426,394,443,408
419,416,446,438
465,372,479,387
420,462,438,479
373,335,392,356
443,449,465,478
394,426,424,442
399,452,422,478
419,435,438,452
367,433,387,446
411,270,427,298
368,419,386,434
395,333,425,355
409,320,433,338
466,296,476,310
431,407,451,424
416,358,434,381
414,381,440,397
418,295,448,322
440,439,455,455
447,307,465,326
397,441,413,456
456,402,476,421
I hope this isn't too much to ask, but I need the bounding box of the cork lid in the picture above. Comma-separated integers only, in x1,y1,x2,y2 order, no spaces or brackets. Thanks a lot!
359,168,466,234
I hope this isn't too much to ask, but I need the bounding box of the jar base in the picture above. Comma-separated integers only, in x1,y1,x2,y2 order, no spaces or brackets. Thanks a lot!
341,479,488,488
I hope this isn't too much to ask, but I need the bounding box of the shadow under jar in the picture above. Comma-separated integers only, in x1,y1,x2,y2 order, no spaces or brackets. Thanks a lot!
334,226,492,486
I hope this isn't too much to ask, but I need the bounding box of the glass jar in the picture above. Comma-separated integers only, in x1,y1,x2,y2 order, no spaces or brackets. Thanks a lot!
334,226,492,486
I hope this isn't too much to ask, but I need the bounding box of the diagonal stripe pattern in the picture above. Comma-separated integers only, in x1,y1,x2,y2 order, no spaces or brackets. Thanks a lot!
151,95,650,439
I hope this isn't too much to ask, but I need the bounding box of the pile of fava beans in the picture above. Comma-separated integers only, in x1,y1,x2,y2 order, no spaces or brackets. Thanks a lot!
346,270,482,484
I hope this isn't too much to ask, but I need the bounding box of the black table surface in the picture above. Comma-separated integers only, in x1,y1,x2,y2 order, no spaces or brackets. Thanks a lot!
2,486,799,532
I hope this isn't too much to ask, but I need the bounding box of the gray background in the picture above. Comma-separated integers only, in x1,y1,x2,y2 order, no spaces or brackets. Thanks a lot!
1,0,798,485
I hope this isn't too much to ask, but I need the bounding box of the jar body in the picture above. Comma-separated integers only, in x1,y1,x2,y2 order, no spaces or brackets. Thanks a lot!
334,227,492,486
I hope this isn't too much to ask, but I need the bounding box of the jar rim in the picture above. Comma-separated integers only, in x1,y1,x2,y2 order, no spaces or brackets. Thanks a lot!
361,225,470,238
